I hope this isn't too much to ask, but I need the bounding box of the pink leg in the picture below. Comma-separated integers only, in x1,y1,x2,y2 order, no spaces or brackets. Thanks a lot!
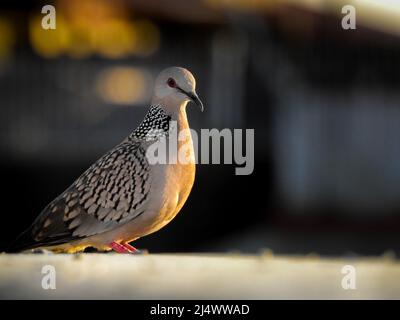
121,242,142,254
109,241,130,253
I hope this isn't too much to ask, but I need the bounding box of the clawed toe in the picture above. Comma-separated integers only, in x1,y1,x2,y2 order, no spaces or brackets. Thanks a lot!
121,242,142,254
109,241,145,254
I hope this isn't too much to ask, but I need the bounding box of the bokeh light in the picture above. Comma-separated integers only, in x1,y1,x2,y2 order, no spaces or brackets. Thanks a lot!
0,17,15,61
28,0,160,59
95,67,152,105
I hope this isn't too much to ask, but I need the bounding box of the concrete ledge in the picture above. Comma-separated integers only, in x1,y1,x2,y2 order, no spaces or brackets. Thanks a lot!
0,253,399,299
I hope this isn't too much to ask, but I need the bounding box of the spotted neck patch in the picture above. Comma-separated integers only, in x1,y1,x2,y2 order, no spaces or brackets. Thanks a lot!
129,105,171,141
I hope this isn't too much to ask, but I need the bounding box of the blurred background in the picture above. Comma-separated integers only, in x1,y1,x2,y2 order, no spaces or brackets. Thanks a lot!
0,0,400,256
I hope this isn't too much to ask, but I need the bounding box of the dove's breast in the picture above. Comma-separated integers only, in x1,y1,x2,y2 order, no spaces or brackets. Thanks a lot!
112,109,196,241
144,161,195,235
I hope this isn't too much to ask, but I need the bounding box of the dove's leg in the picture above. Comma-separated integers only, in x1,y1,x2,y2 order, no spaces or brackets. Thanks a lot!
108,241,142,254
109,241,130,253
121,242,142,254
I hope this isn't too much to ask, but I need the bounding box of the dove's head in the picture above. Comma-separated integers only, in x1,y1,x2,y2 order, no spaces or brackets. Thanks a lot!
153,67,203,113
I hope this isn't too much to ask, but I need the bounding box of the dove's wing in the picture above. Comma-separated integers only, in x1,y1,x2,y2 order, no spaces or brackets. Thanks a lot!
16,141,152,250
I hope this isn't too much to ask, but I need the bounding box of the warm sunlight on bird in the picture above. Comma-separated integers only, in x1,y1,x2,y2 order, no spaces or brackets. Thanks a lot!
8,67,203,254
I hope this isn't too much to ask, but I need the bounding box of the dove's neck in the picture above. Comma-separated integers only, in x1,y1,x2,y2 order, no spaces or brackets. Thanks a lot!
142,99,195,168
170,103,190,130
152,99,195,169
152,97,191,130
128,99,190,142
128,105,170,141
151,97,194,161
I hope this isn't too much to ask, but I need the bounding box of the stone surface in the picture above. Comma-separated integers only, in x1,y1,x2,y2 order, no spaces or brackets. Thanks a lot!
0,253,399,299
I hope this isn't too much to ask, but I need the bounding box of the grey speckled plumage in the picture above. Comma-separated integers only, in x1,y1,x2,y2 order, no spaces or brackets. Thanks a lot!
9,67,203,253
21,106,170,248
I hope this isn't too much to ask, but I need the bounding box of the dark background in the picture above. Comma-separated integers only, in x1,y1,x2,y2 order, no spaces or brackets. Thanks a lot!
1,0,400,256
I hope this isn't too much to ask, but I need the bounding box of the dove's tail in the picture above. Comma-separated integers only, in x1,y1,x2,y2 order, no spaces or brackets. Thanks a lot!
5,225,40,253
6,224,83,253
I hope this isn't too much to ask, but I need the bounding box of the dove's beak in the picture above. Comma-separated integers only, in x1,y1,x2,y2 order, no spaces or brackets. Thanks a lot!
177,86,204,112
188,91,204,112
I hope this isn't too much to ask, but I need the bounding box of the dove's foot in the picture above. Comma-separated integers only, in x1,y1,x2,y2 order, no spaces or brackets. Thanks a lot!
122,242,142,254
109,241,142,254
109,241,130,253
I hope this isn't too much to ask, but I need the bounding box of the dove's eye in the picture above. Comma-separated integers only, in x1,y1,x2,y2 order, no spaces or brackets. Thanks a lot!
167,78,176,88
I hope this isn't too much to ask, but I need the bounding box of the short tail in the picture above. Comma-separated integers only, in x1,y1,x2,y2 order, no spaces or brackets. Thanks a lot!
6,226,82,253
5,227,38,253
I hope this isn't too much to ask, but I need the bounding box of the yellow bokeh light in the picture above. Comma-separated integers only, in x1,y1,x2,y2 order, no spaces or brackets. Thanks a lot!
0,17,15,60
29,15,69,58
29,0,160,59
66,24,93,59
92,19,136,59
204,0,275,12
95,67,152,105
130,20,161,57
